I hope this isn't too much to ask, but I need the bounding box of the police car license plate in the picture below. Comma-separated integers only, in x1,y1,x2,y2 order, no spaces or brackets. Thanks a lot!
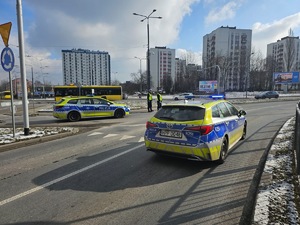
160,130,182,138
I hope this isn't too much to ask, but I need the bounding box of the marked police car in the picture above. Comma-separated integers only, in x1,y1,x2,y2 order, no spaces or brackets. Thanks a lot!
144,99,247,164
173,93,195,100
53,96,130,122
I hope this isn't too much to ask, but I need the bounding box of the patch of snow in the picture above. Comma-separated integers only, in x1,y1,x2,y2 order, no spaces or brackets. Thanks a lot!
0,127,78,144
253,117,299,224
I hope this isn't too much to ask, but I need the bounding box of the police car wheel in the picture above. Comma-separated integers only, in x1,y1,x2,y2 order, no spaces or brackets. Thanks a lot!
68,111,81,122
241,123,247,140
217,137,228,164
114,109,125,118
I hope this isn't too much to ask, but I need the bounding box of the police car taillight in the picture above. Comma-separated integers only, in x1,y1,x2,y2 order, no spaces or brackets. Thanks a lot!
146,121,158,129
185,125,214,135
54,106,64,109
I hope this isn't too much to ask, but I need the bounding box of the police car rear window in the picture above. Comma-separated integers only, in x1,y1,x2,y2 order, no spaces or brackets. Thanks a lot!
154,106,205,121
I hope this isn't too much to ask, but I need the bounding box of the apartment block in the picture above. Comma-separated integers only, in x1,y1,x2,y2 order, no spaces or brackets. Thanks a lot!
267,36,300,72
149,46,176,91
175,58,186,79
62,49,111,85
203,26,252,91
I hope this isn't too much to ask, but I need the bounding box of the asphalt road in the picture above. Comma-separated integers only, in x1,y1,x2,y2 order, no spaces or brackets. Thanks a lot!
0,99,298,225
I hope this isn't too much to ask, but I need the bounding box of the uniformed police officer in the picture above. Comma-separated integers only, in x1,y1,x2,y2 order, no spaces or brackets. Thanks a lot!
157,91,162,110
147,89,153,112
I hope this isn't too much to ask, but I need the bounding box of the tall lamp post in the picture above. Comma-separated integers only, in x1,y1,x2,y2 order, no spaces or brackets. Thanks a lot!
245,52,254,99
40,66,48,98
42,73,49,98
134,56,146,92
133,9,162,90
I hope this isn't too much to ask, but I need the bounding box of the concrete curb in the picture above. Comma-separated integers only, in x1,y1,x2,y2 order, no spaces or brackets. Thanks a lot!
0,128,80,153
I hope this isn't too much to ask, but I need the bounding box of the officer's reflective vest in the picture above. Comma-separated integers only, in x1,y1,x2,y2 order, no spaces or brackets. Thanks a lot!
157,93,162,101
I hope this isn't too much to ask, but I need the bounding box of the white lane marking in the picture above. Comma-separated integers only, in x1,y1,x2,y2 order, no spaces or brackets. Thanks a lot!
120,135,135,140
0,143,144,207
88,132,103,136
103,134,118,138
138,137,144,142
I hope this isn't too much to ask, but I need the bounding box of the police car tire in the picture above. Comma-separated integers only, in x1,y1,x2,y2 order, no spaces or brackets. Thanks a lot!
217,137,228,164
241,123,247,140
114,109,125,118
68,111,81,122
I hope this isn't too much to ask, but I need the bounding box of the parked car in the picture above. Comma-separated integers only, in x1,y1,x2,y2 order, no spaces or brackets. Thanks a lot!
173,93,195,100
53,96,130,122
255,91,279,99
144,99,247,164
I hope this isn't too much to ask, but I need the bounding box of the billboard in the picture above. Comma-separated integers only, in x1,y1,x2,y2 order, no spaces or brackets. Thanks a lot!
273,72,300,84
199,80,218,93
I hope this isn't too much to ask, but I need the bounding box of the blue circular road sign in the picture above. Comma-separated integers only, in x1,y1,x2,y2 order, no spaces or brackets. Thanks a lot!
1,47,15,72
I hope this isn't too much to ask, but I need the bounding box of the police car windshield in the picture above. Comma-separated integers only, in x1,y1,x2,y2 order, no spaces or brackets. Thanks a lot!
155,106,205,121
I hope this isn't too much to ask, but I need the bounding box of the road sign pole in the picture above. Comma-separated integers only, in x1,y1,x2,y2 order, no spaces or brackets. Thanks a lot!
9,71,16,137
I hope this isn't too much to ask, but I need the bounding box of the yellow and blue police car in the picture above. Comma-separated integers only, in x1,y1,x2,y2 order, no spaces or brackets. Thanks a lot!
53,96,130,122
144,99,246,164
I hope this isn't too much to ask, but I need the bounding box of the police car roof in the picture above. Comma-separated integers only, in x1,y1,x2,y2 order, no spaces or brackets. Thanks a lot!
164,99,226,108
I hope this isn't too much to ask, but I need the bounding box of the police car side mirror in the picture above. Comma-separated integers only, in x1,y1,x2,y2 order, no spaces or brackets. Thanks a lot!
238,110,246,117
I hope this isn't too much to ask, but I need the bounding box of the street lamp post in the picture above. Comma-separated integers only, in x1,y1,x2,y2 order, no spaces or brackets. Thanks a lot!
245,52,254,99
40,66,48,98
134,56,146,92
42,73,49,98
133,9,162,90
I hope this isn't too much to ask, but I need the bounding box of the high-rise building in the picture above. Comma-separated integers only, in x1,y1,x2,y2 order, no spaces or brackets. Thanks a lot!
62,49,111,85
149,46,176,91
267,36,300,72
203,26,252,91
175,58,186,79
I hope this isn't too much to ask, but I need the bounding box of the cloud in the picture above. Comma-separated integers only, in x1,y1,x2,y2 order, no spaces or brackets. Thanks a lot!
11,0,199,84
252,12,300,56
205,1,242,25
2,0,299,86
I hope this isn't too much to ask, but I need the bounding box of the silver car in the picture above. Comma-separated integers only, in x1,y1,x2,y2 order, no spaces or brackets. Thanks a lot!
255,91,279,99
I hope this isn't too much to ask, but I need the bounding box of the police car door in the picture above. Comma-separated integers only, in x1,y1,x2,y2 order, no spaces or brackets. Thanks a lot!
78,98,95,117
217,102,239,146
93,98,111,117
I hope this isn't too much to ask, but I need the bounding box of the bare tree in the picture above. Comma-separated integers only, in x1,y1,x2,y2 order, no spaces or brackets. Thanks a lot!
284,28,296,72
179,50,197,65
250,51,269,91
215,54,231,92
162,75,173,93
130,71,147,92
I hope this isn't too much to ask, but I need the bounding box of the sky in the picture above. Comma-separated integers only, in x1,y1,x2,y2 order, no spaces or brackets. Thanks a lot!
0,0,300,86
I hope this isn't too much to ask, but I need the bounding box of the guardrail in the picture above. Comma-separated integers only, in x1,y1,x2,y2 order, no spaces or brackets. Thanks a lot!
295,101,300,174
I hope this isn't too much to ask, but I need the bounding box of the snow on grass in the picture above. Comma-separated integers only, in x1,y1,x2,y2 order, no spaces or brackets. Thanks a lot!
0,127,78,144
253,117,299,225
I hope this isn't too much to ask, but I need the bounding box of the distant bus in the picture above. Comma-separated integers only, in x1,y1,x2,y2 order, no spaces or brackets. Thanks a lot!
0,91,12,100
53,85,123,102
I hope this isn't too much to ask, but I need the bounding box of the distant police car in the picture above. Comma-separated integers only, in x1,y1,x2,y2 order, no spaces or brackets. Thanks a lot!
173,93,195,100
53,96,130,122
144,99,247,163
